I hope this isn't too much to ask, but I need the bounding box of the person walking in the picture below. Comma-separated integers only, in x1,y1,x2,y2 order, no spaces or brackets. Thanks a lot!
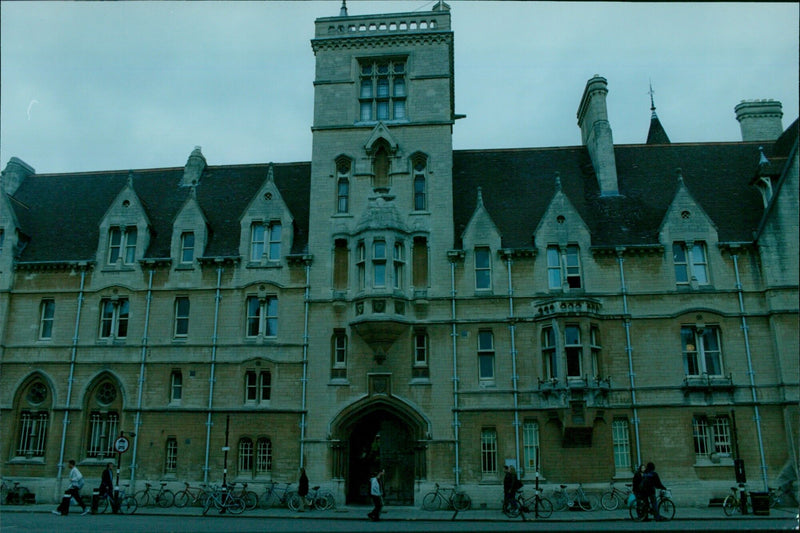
502,465,521,512
99,462,116,513
367,469,384,521
53,460,89,515
297,467,309,511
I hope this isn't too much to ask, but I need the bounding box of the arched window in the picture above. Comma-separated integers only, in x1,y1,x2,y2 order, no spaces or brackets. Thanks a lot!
256,438,272,475
85,378,122,459
412,159,427,210
15,377,51,459
238,438,254,474
336,158,351,213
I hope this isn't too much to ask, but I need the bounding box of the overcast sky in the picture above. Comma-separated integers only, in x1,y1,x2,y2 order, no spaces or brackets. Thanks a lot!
1,1,798,175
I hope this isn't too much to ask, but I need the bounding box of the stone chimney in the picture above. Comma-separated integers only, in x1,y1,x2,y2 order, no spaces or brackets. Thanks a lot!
735,100,783,141
576,75,619,196
181,146,206,187
1,157,35,196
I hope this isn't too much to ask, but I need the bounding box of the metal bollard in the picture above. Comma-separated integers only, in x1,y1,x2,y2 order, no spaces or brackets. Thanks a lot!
91,489,100,514
60,492,72,515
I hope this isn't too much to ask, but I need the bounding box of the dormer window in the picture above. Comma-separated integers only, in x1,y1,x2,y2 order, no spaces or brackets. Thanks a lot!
108,226,137,264
250,221,282,262
180,232,195,263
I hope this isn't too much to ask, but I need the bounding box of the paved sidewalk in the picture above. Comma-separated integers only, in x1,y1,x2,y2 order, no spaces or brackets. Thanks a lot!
2,502,797,523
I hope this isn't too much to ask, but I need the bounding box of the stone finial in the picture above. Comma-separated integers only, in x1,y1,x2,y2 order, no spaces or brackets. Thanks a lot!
266,163,274,182
675,168,683,184
127,170,134,187
554,171,562,192
758,146,770,167
339,0,347,17
182,146,206,187
476,186,484,207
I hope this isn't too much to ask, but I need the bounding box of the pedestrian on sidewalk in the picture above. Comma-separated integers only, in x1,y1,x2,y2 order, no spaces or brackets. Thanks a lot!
367,469,384,521
99,462,117,513
297,467,309,511
53,460,89,516
641,462,667,521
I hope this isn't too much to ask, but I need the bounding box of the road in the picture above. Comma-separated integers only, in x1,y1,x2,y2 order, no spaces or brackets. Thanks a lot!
1,512,796,533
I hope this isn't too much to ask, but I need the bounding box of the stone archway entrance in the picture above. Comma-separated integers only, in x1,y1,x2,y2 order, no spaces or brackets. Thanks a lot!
347,409,415,505
331,393,427,506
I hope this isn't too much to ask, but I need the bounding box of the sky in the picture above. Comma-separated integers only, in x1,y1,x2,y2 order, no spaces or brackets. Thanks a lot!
1,1,798,175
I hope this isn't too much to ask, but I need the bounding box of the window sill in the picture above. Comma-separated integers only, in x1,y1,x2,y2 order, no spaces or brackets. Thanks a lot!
479,381,497,389
168,400,182,407
101,266,136,272
409,210,430,216
244,337,278,344
172,337,188,344
331,213,353,219
329,378,350,386
410,377,431,386
174,264,195,271
8,457,45,465
694,456,734,468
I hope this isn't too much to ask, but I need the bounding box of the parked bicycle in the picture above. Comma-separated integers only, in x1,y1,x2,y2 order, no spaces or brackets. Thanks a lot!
550,483,599,511
98,483,137,514
173,482,211,508
723,483,750,516
1,480,32,505
295,485,336,511
202,484,244,515
630,488,675,521
769,484,793,508
259,482,297,509
229,482,258,511
600,480,632,510
135,481,175,508
421,483,471,511
503,488,553,519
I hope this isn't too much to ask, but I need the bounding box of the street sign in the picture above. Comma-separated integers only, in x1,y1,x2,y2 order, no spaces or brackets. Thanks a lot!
114,436,130,453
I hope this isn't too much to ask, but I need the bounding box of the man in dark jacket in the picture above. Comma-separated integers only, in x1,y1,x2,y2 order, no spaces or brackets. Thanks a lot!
298,467,309,511
99,462,117,512
640,462,667,520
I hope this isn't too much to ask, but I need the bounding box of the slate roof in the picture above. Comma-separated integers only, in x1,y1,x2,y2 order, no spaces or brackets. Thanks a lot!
12,162,310,263
452,140,771,249
8,127,793,263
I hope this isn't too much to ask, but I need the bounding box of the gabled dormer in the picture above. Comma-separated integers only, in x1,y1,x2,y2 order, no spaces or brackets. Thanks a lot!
461,188,502,293
533,174,592,292
239,164,294,267
658,169,719,289
358,124,401,193
96,173,151,270
170,187,209,269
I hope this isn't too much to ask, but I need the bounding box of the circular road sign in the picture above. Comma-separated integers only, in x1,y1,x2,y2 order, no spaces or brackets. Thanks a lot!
114,436,130,453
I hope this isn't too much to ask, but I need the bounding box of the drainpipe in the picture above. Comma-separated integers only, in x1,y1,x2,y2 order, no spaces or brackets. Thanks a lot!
732,253,769,491
56,268,86,497
203,265,223,484
299,261,311,468
617,250,641,466
449,259,461,485
129,268,154,488
505,254,521,471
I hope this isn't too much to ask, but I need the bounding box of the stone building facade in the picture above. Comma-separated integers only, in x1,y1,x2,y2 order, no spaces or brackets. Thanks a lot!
1,3,797,507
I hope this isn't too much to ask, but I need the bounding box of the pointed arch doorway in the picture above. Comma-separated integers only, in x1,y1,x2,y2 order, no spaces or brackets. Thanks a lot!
332,395,428,506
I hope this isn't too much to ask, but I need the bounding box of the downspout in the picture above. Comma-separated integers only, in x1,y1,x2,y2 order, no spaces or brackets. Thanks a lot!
129,267,154,488
203,265,223,484
505,254,521,471
299,261,310,468
56,268,86,497
450,259,461,485
617,250,641,466
732,253,769,491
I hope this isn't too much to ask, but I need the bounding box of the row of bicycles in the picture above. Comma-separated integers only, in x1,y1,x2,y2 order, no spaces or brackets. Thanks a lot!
96,480,336,515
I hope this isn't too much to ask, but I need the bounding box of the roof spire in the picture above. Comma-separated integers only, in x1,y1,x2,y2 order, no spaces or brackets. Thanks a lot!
339,0,348,17
648,80,657,119
646,80,671,144
476,186,484,207
554,171,562,192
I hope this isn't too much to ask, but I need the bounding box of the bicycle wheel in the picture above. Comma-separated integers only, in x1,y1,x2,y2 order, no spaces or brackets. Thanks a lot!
314,491,335,510
722,494,739,516
287,492,303,512
600,490,619,511
260,491,277,509
119,495,138,514
503,498,521,518
532,496,553,518
173,490,190,508
202,494,217,516
630,498,648,521
452,492,471,511
658,498,675,521
578,492,599,511
551,491,568,512
422,492,440,510
227,496,245,515
156,489,174,508
242,490,258,510
134,490,151,507
98,496,110,514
